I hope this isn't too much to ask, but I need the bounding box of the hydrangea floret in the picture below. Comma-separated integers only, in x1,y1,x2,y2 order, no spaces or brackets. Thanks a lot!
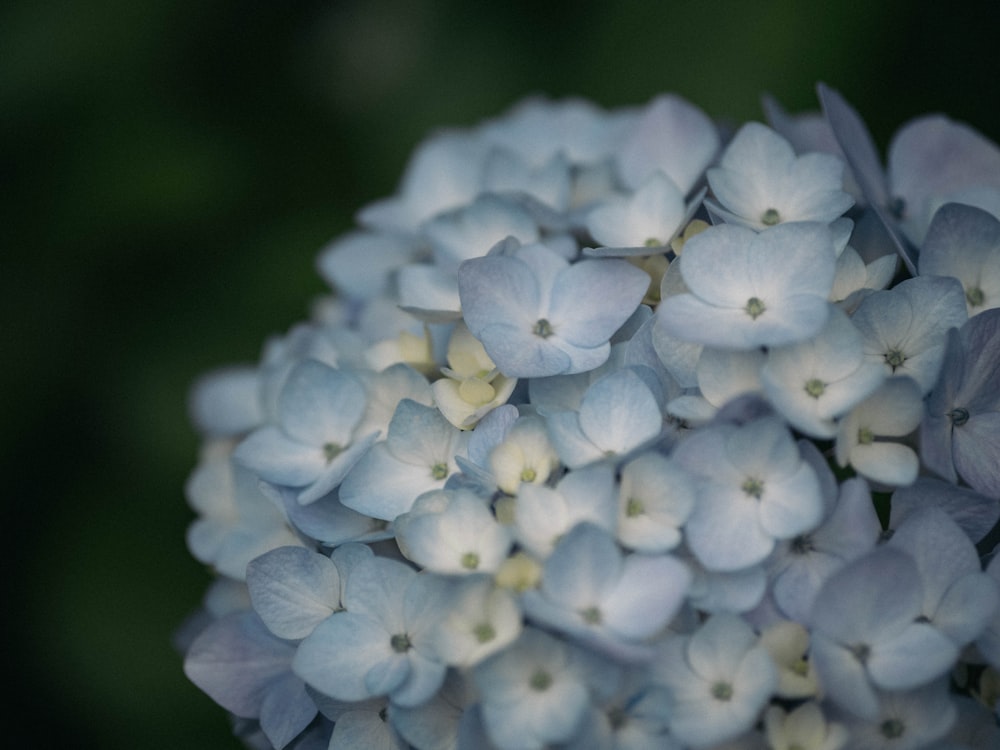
181,85,1000,750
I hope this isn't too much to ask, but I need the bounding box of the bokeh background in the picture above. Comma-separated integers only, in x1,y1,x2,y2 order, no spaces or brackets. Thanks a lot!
4,0,997,746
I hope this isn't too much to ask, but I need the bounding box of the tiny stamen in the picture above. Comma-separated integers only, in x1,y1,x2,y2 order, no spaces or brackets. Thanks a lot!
804,378,825,398
880,718,905,739
530,669,553,691
742,477,765,499
950,407,970,427
711,682,733,701
533,318,554,338
745,297,766,319
884,349,906,370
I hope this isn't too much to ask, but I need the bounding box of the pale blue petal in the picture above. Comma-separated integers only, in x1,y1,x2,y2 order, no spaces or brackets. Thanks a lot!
365,655,411,698
675,224,756,308
545,409,603,469
279,360,366,447
601,554,690,639
397,263,461,315
547,259,648,347
685,487,774,571
685,613,757,682
542,522,623,608
934,572,999,645
184,611,297,718
293,612,392,701
578,369,662,455
343,555,414,628
809,549,920,640
259,674,317,749
851,442,919,487
385,399,460,468
617,94,719,194
317,230,415,300
809,632,880,720
891,478,1000,544
297,430,380,504
867,622,957,690
390,650,447,708
188,365,262,437
477,321,572,377
234,426,325,487
816,83,888,207
246,546,341,640
458,254,539,336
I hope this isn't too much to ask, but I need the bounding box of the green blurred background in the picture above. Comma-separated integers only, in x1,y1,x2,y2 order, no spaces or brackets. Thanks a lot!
3,0,996,746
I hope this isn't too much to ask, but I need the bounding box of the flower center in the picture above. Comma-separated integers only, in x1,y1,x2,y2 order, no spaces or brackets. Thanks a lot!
431,462,449,480
580,606,602,625
745,297,766,319
857,427,875,445
849,642,871,664
520,467,537,482
644,236,662,247
625,497,645,517
804,378,825,398
711,682,733,701
966,285,985,307
323,442,343,463
607,706,627,730
888,196,906,219
880,719,905,739
790,534,814,554
950,407,970,426
530,668,553,691
390,633,412,653
884,348,906,370
461,552,480,570
533,318,555,338
761,208,781,225
474,623,496,643
742,476,765,499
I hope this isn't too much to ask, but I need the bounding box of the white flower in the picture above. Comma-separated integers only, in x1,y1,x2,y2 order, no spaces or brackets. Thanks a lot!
834,377,923,487
616,451,695,553
394,489,513,574
521,522,691,659
808,548,958,720
654,613,777,748
458,241,650,377
292,555,448,707
425,575,522,668
657,222,836,350
706,122,853,230
761,305,885,438
850,275,968,394
920,202,1000,317
585,171,687,250
473,627,598,750
487,415,560,495
544,366,664,468
671,415,824,571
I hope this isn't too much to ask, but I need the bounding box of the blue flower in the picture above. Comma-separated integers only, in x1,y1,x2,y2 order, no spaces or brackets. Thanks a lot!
458,241,649,377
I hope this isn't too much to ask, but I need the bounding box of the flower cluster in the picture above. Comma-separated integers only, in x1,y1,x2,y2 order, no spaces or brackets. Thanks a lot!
180,84,1000,750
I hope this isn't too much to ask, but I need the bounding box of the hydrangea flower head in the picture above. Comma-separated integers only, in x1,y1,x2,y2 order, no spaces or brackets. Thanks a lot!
180,88,1000,750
